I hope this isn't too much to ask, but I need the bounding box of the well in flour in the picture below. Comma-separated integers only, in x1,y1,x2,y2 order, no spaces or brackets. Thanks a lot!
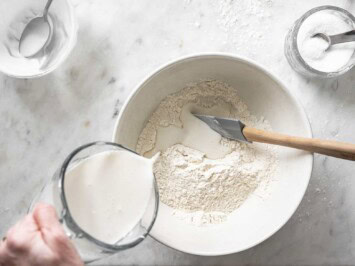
136,80,278,226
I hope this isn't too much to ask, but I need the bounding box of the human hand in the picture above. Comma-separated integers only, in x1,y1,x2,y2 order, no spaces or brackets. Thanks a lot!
0,203,83,266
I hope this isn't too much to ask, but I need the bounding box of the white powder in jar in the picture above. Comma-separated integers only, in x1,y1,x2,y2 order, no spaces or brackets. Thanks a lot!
297,10,355,72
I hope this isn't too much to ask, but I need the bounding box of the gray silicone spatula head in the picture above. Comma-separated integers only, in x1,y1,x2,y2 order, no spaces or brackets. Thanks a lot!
194,114,250,143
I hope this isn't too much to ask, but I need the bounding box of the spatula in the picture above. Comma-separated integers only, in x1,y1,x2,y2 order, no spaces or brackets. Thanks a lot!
194,114,355,161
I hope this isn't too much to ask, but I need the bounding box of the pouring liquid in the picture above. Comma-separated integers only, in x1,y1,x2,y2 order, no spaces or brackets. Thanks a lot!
64,150,157,244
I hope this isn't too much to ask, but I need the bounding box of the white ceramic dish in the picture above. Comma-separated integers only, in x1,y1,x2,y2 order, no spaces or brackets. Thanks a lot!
0,0,77,78
112,54,313,256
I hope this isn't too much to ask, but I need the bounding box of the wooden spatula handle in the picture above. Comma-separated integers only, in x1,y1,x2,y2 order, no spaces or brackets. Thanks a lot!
243,127,355,161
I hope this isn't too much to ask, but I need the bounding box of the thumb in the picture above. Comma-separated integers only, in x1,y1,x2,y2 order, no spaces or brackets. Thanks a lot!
33,204,83,265
33,203,71,249
33,203,64,233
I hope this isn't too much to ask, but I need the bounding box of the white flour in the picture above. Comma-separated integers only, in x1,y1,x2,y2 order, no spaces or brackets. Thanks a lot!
136,80,277,226
213,0,273,56
183,0,273,57
297,10,355,72
215,0,273,31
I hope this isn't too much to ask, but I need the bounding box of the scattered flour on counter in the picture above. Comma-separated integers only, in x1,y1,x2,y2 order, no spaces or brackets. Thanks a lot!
136,80,278,226
215,0,273,31
213,0,273,55
182,0,274,57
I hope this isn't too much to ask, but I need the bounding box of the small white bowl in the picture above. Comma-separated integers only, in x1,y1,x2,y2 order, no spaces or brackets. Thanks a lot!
113,54,313,256
0,0,77,78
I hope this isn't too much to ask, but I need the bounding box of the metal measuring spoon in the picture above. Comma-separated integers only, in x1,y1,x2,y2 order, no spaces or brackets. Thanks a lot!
313,30,355,51
19,0,54,58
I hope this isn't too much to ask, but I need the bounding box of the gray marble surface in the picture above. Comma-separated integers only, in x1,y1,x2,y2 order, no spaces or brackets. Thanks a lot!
1,0,355,265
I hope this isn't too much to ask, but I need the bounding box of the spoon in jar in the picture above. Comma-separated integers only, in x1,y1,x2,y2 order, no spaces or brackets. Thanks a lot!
19,0,54,58
313,30,355,51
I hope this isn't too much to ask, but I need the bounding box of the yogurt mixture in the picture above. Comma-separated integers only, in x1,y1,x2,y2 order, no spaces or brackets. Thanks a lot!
0,0,75,76
136,80,278,225
64,150,156,244
297,10,355,72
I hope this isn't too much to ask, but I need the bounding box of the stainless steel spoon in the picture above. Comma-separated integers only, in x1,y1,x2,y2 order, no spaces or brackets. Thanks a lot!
19,0,54,58
313,30,355,51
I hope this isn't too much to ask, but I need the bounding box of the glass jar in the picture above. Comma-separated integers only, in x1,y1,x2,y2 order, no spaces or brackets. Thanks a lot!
29,141,159,263
285,5,355,78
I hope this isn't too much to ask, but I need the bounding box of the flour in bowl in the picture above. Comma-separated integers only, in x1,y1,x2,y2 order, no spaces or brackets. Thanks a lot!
136,80,278,226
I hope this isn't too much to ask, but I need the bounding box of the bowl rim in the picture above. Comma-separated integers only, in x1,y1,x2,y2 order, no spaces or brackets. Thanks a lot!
0,0,78,79
112,52,314,256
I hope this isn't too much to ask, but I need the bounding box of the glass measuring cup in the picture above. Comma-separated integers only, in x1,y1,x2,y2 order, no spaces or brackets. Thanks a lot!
29,141,159,263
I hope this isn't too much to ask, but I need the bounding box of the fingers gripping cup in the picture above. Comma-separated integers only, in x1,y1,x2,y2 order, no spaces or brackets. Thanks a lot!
29,142,159,263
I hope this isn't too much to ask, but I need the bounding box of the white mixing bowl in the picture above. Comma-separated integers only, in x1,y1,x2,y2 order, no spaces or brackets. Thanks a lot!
113,54,313,256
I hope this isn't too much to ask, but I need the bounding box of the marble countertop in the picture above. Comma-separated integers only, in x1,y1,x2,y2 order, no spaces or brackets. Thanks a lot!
1,0,355,265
